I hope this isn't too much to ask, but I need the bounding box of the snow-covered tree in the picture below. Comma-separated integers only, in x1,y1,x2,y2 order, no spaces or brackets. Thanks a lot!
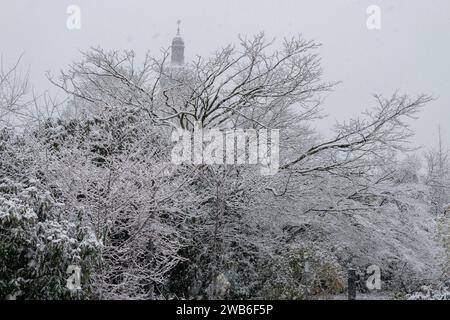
0,32,441,299
0,128,100,299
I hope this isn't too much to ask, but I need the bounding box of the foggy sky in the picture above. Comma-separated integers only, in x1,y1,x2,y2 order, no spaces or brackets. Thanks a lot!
1,0,449,150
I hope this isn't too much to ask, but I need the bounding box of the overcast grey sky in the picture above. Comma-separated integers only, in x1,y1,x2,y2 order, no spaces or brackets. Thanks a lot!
1,0,449,149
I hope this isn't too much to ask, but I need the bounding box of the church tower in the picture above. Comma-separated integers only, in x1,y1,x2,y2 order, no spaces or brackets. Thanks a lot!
171,20,184,65
161,20,188,90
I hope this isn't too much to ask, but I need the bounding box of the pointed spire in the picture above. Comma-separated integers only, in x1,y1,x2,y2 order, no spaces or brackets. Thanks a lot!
177,19,181,36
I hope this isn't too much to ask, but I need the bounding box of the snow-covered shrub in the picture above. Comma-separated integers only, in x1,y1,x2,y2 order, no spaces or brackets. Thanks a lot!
407,285,450,300
259,246,345,299
206,273,231,299
0,178,100,299
437,211,450,277
0,130,100,299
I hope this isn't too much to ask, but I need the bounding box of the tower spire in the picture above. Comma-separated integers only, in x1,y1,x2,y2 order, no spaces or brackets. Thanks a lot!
171,20,185,65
